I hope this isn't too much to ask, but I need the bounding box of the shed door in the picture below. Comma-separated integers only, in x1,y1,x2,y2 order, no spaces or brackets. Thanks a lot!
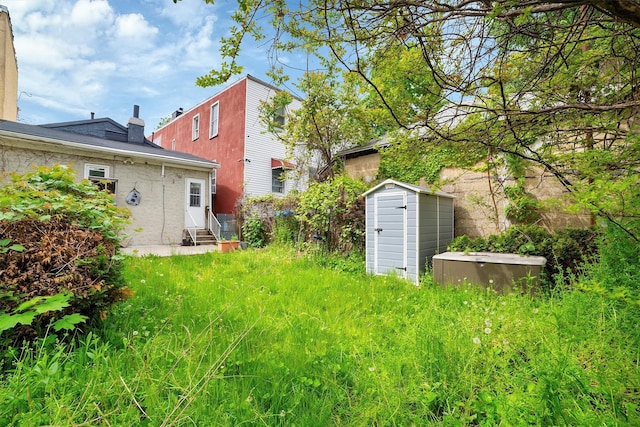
374,192,407,278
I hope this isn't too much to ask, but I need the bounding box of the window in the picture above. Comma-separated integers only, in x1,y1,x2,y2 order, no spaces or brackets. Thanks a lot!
84,163,117,194
192,114,200,140
85,164,109,179
171,138,176,150
189,182,201,207
274,106,285,129
209,102,219,138
272,167,284,193
211,170,217,194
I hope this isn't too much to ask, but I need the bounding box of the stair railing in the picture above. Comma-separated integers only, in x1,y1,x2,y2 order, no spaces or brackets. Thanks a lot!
185,210,198,245
208,210,221,241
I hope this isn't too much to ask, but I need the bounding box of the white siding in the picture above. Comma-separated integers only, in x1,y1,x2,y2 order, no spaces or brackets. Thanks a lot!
243,77,304,198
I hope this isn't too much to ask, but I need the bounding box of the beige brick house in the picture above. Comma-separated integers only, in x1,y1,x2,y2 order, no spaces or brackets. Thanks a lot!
0,110,219,246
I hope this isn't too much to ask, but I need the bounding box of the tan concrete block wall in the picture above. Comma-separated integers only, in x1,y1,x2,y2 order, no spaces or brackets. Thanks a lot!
0,142,209,246
343,153,380,184
439,165,591,238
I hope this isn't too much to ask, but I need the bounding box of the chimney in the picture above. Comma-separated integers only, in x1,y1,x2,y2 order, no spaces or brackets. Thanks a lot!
171,107,183,120
127,104,145,144
91,112,95,120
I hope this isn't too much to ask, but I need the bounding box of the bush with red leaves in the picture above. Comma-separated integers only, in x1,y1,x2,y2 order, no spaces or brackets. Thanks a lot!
0,165,132,342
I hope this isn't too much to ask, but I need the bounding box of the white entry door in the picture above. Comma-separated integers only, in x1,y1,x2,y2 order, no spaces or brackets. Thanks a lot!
185,178,206,228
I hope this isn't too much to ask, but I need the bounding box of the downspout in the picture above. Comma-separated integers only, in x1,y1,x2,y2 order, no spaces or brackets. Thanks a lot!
161,163,166,243
436,196,440,253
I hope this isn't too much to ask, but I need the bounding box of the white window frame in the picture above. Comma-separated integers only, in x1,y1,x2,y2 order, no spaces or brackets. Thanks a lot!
211,170,217,194
192,114,200,140
84,163,117,194
84,163,110,179
209,101,219,138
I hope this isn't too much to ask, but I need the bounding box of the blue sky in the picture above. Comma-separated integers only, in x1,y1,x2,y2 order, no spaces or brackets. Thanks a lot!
3,0,307,129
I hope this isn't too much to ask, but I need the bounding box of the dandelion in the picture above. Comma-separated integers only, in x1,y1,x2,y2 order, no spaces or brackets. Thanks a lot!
489,279,494,284
473,337,481,345
484,327,492,334
532,308,539,314
463,300,468,305
484,318,492,327
144,331,150,337
501,301,507,306
140,279,146,284
368,366,376,372
132,330,139,336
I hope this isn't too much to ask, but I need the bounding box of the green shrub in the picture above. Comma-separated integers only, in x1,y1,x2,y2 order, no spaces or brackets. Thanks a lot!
239,193,300,246
296,174,367,253
580,221,640,304
271,214,299,245
241,214,267,247
0,165,132,344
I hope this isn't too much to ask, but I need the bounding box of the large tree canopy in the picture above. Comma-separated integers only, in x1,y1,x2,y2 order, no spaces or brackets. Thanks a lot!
179,0,640,237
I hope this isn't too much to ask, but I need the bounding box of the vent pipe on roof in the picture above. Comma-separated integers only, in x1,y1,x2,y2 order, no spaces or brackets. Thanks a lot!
133,104,140,118
91,112,95,120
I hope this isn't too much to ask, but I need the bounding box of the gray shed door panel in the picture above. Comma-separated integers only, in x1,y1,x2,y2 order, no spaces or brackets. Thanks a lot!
375,192,406,277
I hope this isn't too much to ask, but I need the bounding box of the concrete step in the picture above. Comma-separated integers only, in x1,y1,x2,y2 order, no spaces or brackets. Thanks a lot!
186,229,218,246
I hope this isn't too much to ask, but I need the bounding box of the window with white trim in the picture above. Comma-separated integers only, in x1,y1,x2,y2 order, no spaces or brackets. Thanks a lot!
272,167,285,193
274,106,285,129
211,170,217,194
192,114,200,140
84,163,117,194
209,102,219,138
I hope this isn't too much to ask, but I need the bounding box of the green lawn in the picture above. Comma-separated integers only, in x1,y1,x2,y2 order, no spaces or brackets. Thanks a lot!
1,246,639,425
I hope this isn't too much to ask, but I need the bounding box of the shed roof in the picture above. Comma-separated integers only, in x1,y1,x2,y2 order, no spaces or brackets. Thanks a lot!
363,178,454,198
0,120,219,170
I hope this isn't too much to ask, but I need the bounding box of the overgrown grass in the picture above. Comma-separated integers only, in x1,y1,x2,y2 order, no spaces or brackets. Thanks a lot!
1,246,639,425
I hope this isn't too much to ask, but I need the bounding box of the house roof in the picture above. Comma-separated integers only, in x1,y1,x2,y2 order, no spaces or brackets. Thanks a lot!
0,120,219,170
42,117,159,148
363,178,454,198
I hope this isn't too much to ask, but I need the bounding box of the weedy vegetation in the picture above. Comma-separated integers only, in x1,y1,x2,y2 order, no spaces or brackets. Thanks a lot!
1,245,638,425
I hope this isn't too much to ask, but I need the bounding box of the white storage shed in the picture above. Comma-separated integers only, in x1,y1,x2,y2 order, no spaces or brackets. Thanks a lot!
363,179,455,284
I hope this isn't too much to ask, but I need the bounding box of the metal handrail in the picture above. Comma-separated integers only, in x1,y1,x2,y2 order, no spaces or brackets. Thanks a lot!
208,210,221,241
185,210,198,245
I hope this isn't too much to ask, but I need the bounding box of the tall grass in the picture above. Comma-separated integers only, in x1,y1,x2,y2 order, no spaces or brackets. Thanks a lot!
1,245,639,425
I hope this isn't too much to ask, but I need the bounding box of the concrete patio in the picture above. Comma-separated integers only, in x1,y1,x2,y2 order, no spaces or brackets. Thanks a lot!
120,244,220,257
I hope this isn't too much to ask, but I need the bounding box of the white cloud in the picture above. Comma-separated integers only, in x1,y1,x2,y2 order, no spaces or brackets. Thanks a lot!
112,13,158,50
158,0,216,30
3,0,271,127
70,0,114,28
